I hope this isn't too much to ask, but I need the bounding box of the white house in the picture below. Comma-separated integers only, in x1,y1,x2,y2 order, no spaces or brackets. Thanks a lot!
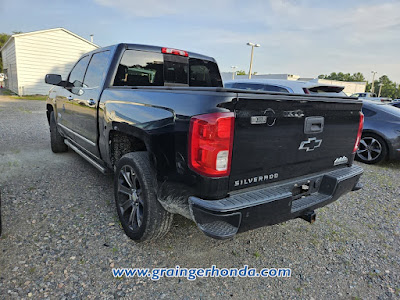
0,28,98,96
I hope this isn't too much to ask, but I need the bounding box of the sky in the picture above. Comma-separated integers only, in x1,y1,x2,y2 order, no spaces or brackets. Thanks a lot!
1,0,399,82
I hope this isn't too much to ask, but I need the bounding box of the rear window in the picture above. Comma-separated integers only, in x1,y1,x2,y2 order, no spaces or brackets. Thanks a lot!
189,58,222,87
227,82,290,93
113,50,222,87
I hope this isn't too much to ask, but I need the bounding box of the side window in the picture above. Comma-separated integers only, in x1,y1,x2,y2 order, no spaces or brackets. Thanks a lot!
263,85,290,93
83,51,110,88
113,50,164,86
68,56,90,88
234,83,265,91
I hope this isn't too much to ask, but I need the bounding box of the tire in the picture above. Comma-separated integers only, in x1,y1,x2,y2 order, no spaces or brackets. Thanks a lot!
50,111,68,153
355,133,387,164
114,152,173,242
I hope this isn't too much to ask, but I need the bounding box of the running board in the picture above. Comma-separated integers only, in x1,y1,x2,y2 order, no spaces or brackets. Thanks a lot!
64,139,108,174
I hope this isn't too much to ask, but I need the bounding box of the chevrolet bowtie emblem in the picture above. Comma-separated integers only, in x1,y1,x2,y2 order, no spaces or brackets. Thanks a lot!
298,137,322,152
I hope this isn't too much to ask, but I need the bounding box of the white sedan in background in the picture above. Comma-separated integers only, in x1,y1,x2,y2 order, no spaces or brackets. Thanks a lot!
224,78,347,96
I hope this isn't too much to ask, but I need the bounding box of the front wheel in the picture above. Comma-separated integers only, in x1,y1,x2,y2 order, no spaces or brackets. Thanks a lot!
114,152,173,242
355,134,387,164
49,111,68,153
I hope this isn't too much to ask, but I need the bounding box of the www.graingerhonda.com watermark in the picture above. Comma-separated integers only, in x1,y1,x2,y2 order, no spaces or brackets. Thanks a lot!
112,265,292,281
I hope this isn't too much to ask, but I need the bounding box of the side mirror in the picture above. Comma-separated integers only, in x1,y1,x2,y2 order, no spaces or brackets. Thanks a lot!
45,74,62,86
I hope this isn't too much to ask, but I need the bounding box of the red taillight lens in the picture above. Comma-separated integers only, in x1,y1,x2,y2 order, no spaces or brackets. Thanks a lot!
353,111,364,153
161,47,188,57
188,112,235,177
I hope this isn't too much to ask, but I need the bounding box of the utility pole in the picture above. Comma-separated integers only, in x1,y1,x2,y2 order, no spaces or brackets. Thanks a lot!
90,34,94,43
231,66,238,80
370,71,377,94
378,83,384,97
247,42,260,79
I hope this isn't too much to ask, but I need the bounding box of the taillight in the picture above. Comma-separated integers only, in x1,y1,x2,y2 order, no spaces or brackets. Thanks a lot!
353,111,364,153
188,112,235,177
303,88,310,94
161,47,188,57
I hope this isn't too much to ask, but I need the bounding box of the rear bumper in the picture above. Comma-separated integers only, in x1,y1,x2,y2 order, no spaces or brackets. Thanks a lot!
189,165,363,239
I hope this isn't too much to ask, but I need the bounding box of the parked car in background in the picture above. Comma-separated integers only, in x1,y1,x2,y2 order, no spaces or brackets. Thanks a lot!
224,79,347,96
391,102,400,109
351,92,391,103
356,100,400,164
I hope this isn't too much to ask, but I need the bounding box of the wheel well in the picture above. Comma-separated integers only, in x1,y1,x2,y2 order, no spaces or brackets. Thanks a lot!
46,104,53,125
362,131,390,158
109,131,147,168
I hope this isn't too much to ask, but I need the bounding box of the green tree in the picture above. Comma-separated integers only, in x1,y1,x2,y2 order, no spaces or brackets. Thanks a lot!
352,72,365,82
318,72,365,82
0,33,11,72
236,70,246,75
365,75,399,99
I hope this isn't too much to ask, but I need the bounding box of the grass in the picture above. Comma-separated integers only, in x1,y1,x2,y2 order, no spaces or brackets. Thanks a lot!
0,89,13,95
12,95,47,101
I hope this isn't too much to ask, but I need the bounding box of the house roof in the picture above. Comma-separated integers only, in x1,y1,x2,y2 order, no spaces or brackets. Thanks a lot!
0,27,99,51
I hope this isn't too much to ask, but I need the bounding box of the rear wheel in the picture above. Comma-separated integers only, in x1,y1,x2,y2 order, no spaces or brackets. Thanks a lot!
356,133,387,164
114,152,173,242
50,111,68,153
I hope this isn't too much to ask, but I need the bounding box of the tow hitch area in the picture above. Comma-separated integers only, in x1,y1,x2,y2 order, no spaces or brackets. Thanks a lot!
301,211,316,223
292,181,312,199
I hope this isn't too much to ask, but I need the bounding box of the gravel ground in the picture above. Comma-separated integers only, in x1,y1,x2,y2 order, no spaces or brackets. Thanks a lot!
0,96,399,299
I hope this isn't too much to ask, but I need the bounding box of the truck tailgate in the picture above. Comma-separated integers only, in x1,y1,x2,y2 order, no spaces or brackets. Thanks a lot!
229,93,363,191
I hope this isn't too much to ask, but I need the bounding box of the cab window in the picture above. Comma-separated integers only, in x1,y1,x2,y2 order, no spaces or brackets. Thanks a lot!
68,56,90,88
83,51,111,88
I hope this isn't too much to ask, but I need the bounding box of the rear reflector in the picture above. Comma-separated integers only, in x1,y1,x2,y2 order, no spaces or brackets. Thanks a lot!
162,47,188,57
188,112,235,177
353,111,364,153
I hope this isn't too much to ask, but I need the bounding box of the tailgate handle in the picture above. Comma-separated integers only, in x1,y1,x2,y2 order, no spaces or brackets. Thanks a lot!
304,116,324,134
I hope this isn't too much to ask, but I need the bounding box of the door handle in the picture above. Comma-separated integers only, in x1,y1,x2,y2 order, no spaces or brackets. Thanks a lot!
304,116,324,134
67,96,73,101
88,99,96,106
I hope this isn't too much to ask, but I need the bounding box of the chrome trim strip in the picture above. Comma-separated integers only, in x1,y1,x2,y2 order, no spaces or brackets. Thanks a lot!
58,123,96,147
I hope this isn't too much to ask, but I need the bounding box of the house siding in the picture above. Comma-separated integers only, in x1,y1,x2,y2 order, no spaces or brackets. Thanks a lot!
1,38,18,94
15,29,97,95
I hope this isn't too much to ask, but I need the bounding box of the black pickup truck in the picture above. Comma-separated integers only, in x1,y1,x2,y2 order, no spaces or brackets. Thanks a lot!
45,43,364,242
